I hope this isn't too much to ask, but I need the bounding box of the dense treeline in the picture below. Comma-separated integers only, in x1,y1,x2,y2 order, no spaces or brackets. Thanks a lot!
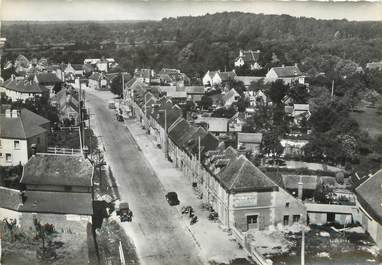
2,12,382,78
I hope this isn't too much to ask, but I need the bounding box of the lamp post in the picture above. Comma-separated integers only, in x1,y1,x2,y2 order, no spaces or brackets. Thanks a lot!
158,109,168,160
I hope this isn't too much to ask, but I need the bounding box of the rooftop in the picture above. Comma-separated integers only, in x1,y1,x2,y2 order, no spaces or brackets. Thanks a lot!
21,154,93,187
2,78,49,94
0,108,49,139
0,186,22,211
356,169,382,224
238,132,263,144
19,190,93,215
35,72,62,84
271,65,303,78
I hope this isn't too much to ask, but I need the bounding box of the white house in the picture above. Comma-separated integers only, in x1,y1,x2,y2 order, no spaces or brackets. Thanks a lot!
234,50,262,70
265,65,305,85
202,70,217,87
88,72,108,90
212,71,237,86
0,108,50,166
222,88,240,107
0,77,49,102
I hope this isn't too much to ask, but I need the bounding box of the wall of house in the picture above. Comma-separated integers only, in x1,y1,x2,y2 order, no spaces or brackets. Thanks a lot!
25,184,91,193
273,188,306,227
212,75,222,86
20,212,91,234
202,74,212,86
359,206,382,248
88,79,99,90
27,131,48,156
0,87,41,102
0,138,28,166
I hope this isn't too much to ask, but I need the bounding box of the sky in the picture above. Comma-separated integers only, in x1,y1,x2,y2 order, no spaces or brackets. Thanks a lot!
1,0,382,22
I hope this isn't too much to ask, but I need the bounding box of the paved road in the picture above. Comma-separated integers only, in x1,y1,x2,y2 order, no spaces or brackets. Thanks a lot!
86,91,203,265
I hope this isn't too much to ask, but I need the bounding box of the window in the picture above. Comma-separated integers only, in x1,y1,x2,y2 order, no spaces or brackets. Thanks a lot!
285,202,290,208
293,215,301,223
283,215,289,226
247,215,259,230
0,153,2,158
64,186,73,192
6,153,11,162
14,141,20,149
0,139,2,148
37,137,40,144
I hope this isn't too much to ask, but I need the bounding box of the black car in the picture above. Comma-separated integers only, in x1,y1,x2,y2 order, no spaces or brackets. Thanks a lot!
165,192,180,206
116,202,133,222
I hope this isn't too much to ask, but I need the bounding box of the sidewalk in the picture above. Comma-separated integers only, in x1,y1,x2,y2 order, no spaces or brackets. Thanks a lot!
124,118,248,264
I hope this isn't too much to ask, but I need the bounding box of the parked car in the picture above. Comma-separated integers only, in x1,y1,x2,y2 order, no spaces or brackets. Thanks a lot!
165,192,180,206
116,202,133,222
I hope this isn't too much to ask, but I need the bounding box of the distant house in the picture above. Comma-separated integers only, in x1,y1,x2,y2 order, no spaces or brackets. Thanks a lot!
228,112,246,132
88,72,107,90
51,88,80,123
34,72,63,97
185,86,205,102
0,108,50,166
234,76,264,88
212,71,237,86
158,86,187,100
246,90,267,107
64,63,84,81
265,65,305,85
280,139,309,157
292,104,311,125
134,68,155,84
234,50,262,70
222,88,240,107
237,132,263,155
84,58,116,73
202,70,217,87
282,175,318,200
366,61,382,71
0,77,49,102
194,116,229,136
157,68,190,86
355,169,382,248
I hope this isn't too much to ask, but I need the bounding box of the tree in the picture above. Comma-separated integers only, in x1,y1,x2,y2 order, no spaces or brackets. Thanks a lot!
288,83,309,104
199,95,213,110
110,74,123,96
334,59,359,79
262,130,284,157
266,80,288,105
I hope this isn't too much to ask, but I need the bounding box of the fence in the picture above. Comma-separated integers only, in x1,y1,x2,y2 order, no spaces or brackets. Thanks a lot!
47,147,82,155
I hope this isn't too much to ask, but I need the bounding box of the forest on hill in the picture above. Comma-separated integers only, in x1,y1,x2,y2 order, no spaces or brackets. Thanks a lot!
2,12,382,78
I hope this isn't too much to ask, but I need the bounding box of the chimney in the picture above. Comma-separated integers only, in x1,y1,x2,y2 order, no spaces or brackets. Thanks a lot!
294,63,298,67
5,109,11,118
282,64,285,68
297,176,303,200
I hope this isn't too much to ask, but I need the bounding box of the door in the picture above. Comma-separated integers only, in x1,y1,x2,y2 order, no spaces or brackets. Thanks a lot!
327,212,335,223
247,215,258,230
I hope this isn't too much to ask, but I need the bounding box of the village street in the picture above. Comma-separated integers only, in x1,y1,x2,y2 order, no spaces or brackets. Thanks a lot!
85,89,204,265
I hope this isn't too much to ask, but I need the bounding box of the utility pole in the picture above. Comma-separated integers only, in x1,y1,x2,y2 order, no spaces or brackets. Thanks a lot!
331,80,334,99
301,216,305,265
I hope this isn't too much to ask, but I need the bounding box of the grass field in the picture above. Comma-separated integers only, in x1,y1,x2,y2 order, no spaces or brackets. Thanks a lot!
350,100,382,139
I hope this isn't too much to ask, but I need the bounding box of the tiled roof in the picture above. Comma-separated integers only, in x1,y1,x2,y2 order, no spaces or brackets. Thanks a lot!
271,66,302,78
356,169,382,223
237,50,260,63
158,68,180,75
238,133,263,144
222,88,240,104
19,190,93,215
186,86,205,94
218,155,279,193
21,154,93,187
234,76,264,87
194,116,229,132
216,71,237,82
2,79,48,94
282,175,318,190
0,186,22,211
89,72,103,81
0,108,49,139
35,72,62,84
168,119,195,147
294,104,310,112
